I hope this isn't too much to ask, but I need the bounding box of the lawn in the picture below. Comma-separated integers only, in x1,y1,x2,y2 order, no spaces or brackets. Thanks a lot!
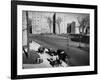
23,50,43,64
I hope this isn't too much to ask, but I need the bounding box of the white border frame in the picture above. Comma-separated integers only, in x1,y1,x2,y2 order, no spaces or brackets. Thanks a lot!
17,5,95,75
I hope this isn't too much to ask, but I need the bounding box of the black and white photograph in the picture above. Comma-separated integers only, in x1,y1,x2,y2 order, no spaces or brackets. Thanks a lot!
22,11,90,69
11,1,97,79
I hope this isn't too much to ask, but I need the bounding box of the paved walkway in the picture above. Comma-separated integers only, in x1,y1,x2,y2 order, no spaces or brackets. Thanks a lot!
23,41,68,69
23,52,68,69
38,52,68,67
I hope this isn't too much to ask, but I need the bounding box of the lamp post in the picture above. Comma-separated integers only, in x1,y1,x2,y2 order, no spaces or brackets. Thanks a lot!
53,13,56,34
67,33,69,52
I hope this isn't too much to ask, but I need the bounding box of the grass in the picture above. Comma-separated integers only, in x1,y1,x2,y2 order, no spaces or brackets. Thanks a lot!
23,50,43,64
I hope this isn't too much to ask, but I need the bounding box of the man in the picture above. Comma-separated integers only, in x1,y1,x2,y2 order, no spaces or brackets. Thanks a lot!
57,49,69,64
38,46,45,54
47,58,55,67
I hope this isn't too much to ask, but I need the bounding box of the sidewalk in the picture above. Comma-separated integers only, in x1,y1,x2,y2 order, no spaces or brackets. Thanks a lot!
23,52,68,69
23,40,68,69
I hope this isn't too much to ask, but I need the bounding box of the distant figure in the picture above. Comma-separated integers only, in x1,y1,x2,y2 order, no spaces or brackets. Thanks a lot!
44,48,49,53
57,49,70,64
37,46,45,54
47,55,62,67
56,59,62,66
47,49,63,67
47,58,55,67
46,48,56,56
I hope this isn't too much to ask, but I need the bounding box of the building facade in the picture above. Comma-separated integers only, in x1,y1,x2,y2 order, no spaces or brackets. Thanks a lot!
67,21,76,34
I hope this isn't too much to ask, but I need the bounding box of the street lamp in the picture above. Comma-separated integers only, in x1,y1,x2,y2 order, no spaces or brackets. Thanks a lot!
67,33,69,52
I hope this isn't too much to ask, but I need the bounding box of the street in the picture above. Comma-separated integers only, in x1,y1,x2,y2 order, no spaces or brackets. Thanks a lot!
27,34,89,66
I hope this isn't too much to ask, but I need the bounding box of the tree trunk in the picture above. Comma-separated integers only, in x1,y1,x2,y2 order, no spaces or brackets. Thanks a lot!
58,24,60,34
49,24,51,33
26,11,29,58
79,26,81,47
53,13,56,34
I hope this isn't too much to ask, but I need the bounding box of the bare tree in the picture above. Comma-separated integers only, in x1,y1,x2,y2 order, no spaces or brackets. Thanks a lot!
56,17,62,34
46,17,52,33
77,15,90,48
77,15,90,35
